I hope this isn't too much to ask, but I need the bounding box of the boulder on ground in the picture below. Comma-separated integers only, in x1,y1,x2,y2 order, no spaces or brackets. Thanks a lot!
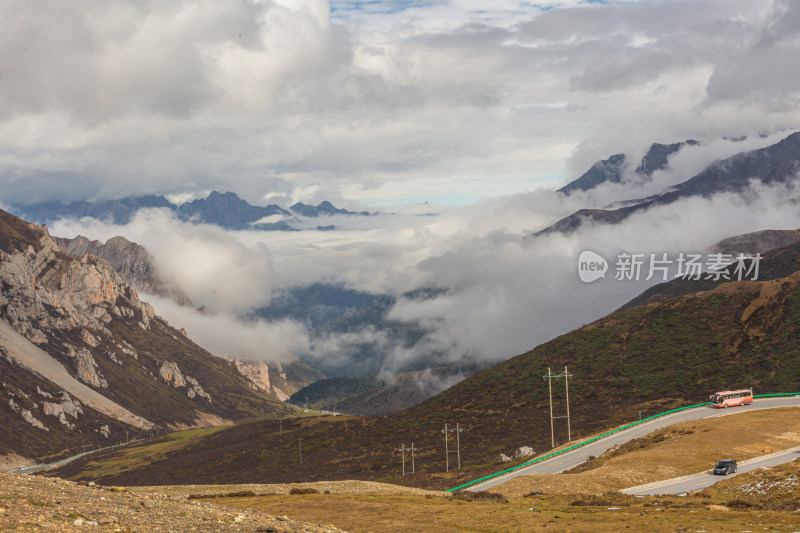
513,446,534,458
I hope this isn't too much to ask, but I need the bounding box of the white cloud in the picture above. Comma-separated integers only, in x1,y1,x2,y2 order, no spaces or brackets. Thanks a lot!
8,1,800,377
2,0,799,207
44,151,800,374
50,209,276,313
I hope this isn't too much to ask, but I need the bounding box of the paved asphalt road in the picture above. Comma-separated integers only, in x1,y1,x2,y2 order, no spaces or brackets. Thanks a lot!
467,397,800,492
622,445,800,496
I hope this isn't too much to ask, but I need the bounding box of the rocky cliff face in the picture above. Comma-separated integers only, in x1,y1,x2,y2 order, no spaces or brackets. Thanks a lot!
1,229,155,349
55,235,193,308
230,359,291,402
0,209,287,464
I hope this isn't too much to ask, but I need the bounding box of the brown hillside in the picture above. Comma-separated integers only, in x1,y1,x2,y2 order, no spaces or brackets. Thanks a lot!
52,238,800,489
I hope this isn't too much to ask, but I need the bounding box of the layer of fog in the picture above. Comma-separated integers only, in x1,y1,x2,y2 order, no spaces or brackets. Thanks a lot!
49,141,800,374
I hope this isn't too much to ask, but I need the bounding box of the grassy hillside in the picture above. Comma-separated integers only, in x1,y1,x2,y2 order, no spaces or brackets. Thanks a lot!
54,241,800,488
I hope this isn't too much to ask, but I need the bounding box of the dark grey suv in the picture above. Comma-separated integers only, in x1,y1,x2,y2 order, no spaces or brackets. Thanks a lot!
713,459,737,475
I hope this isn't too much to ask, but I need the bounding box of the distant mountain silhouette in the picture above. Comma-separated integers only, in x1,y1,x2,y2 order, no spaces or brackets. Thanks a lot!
10,191,368,231
540,133,799,236
558,140,698,195
290,200,369,217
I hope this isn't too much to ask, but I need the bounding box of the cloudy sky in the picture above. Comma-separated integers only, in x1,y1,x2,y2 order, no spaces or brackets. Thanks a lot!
5,0,800,376
2,0,799,209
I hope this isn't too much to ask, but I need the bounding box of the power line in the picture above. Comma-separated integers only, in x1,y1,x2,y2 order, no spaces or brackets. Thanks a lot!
399,443,418,475
442,423,463,472
543,366,573,448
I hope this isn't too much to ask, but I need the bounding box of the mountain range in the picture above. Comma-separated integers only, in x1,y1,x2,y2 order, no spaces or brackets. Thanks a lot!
9,191,370,232
541,132,800,235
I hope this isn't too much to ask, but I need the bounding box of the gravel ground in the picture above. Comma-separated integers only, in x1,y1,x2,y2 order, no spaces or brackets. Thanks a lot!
0,472,345,532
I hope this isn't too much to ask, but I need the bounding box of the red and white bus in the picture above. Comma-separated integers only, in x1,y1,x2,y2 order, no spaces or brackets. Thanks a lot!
710,389,753,408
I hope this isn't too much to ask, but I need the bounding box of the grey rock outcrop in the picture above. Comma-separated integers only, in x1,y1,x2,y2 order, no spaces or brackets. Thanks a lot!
229,358,290,401
55,235,193,308
0,228,156,354
159,361,187,388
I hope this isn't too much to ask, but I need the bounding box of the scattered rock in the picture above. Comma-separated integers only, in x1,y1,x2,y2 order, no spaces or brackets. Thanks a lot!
513,446,535,458
499,453,512,463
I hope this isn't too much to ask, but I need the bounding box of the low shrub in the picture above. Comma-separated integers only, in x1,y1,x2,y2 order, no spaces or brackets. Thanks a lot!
451,491,508,503
289,487,320,495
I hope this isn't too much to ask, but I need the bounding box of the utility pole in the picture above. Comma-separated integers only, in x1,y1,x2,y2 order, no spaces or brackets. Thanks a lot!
298,438,303,465
399,443,418,475
565,366,571,443
279,413,283,436
543,366,574,448
442,424,449,472
546,367,554,448
455,423,462,470
442,423,464,472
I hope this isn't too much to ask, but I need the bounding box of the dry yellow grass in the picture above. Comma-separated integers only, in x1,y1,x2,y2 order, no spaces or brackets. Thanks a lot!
211,492,800,532
130,480,442,499
138,407,800,532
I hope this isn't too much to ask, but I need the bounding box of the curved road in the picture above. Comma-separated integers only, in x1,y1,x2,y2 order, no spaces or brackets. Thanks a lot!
468,397,800,492
622,445,800,496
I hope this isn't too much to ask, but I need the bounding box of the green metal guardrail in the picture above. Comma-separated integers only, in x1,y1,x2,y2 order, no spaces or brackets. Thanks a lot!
446,393,800,492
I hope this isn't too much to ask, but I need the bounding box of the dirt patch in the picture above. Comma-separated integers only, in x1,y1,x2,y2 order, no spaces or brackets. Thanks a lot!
0,453,31,471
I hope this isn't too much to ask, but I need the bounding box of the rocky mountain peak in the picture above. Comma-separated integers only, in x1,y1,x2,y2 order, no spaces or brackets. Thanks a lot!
55,234,193,308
